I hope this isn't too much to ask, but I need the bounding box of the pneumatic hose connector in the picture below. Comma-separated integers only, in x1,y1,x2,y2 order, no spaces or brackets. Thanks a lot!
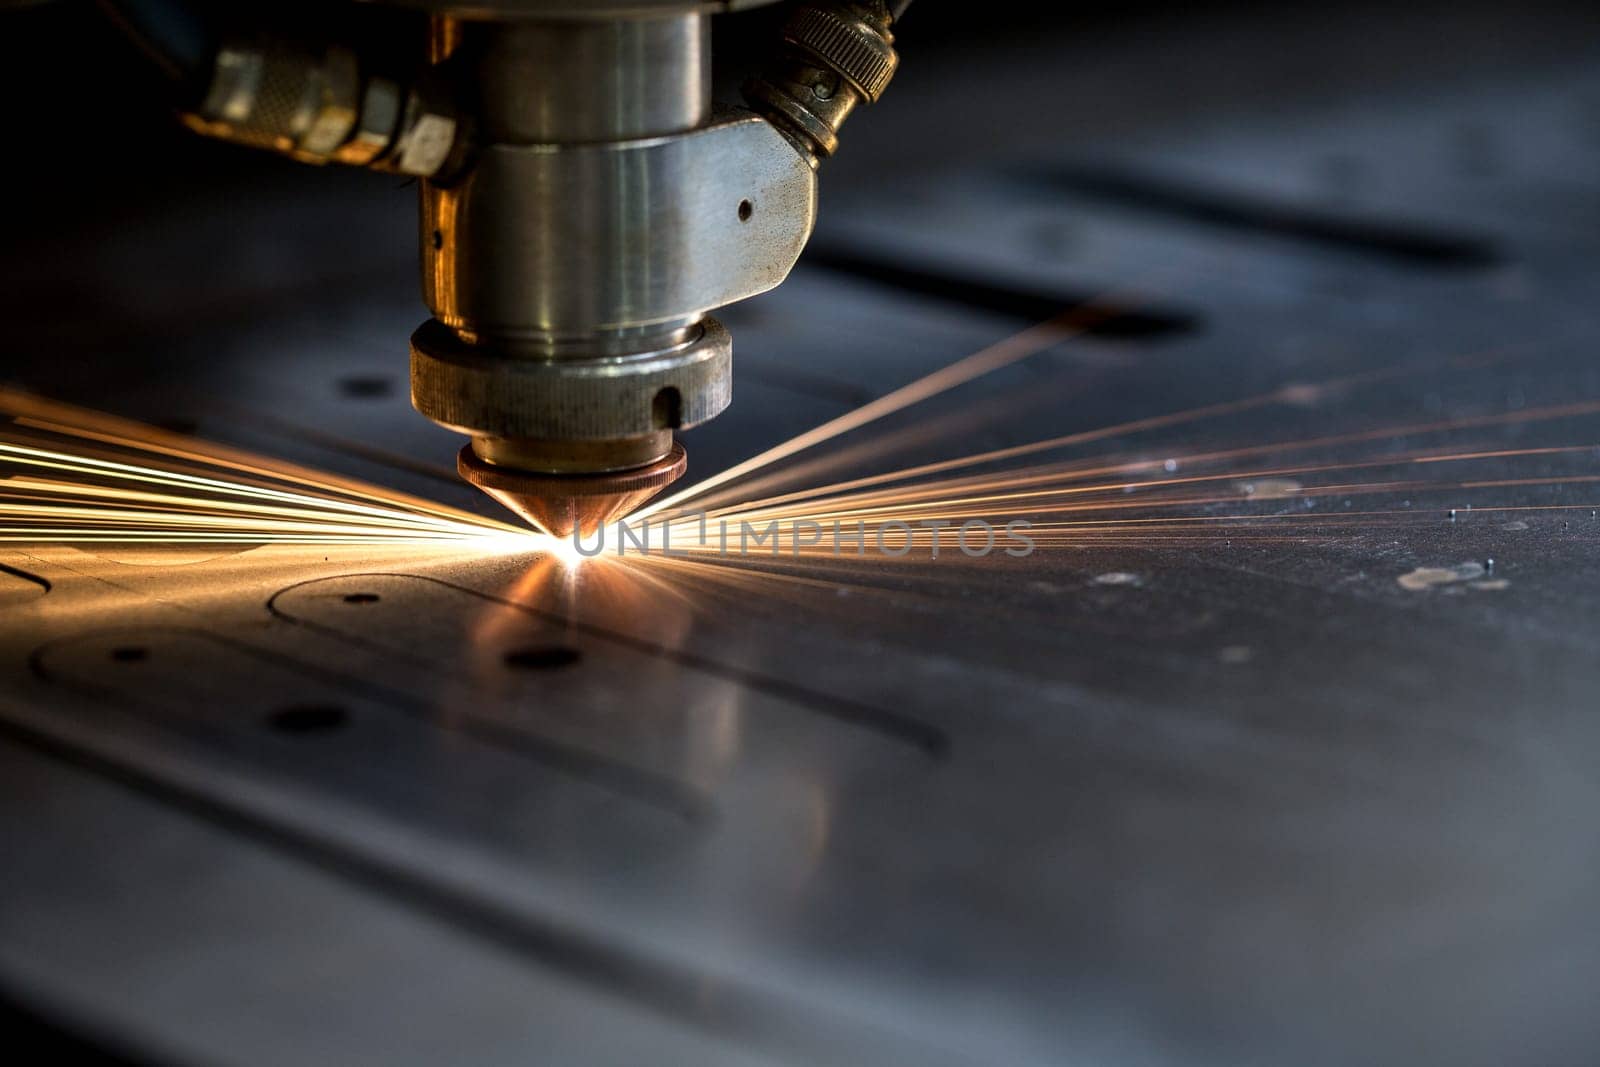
743,0,904,166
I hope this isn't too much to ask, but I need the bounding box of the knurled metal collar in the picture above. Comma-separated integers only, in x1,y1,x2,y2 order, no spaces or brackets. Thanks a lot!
783,4,898,102
411,317,731,441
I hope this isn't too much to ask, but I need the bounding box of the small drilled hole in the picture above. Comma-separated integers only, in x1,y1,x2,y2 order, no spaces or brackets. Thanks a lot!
267,704,349,735
504,646,582,670
737,199,754,222
431,228,444,250
110,646,148,663
342,593,380,604
652,386,683,429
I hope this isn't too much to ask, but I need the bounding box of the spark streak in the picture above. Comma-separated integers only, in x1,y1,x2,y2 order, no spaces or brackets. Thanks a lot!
612,319,1600,566
7,307,1598,571
636,287,1162,520
0,390,539,548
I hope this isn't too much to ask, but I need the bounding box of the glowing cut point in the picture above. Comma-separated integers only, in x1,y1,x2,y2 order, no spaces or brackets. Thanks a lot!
537,532,588,566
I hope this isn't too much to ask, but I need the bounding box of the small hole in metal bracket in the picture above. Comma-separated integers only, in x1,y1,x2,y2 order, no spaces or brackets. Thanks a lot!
110,646,148,663
342,593,380,604
504,646,583,670
652,387,683,429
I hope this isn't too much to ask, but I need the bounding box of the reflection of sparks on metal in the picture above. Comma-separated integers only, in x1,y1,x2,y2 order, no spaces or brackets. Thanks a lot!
0,389,542,549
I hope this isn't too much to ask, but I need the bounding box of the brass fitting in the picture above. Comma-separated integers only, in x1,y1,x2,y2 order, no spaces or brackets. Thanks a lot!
744,0,898,163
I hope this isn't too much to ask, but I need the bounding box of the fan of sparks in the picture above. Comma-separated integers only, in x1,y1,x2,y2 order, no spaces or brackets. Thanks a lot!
629,302,1600,559
3,292,1598,558
0,389,528,547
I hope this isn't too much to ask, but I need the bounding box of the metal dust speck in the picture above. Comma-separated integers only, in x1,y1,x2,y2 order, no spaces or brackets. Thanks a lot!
1093,572,1143,587
1500,520,1529,531
1219,645,1254,664
1237,478,1302,500
1397,562,1510,593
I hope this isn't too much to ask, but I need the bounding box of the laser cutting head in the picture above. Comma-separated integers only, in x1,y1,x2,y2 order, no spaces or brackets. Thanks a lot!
405,0,902,531
167,0,904,530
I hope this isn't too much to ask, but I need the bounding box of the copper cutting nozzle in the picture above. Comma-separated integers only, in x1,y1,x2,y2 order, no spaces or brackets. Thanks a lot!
457,441,687,539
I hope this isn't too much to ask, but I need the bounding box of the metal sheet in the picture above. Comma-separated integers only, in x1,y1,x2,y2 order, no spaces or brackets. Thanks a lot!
3,4,1600,1064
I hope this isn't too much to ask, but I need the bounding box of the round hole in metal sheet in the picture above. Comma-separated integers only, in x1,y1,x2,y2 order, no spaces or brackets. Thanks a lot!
503,646,583,670
342,593,380,604
267,704,349,735
337,376,394,399
109,646,148,663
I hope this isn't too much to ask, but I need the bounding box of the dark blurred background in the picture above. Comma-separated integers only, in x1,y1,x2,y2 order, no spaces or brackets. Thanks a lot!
6,0,1599,235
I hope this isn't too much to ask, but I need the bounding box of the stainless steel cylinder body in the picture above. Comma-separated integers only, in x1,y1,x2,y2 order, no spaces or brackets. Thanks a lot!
410,8,817,474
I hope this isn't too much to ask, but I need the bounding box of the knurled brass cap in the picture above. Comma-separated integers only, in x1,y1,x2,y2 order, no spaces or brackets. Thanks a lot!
783,4,898,102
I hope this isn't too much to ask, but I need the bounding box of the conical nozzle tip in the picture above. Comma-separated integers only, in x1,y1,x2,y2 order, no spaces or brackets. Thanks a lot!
481,485,665,539
457,442,688,540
